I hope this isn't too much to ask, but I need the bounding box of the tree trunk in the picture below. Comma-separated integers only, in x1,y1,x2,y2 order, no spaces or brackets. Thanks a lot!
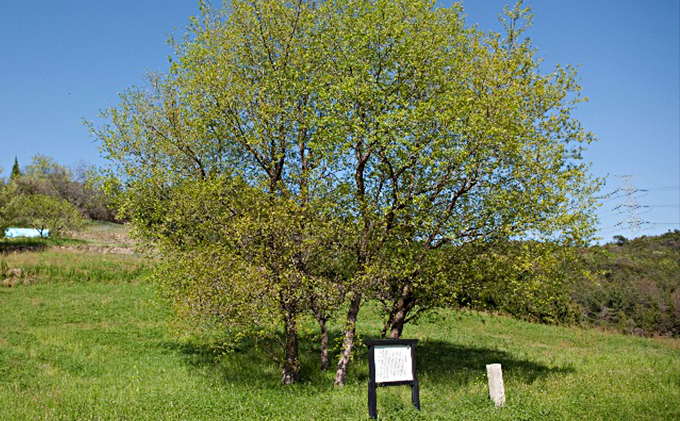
310,294,330,371
388,307,407,338
281,309,300,385
333,292,362,386
381,318,391,338
318,317,329,371
387,283,412,339
381,303,398,338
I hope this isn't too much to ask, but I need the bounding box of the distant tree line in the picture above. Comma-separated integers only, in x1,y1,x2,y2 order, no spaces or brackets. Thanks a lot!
0,155,118,237
571,231,680,337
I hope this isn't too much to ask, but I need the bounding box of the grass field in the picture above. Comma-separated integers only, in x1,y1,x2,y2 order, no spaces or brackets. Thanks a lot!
1,245,679,419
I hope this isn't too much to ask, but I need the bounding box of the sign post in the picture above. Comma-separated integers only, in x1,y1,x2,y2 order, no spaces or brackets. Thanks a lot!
365,339,420,419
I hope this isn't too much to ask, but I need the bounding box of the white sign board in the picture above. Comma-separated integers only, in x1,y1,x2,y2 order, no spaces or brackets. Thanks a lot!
374,345,413,383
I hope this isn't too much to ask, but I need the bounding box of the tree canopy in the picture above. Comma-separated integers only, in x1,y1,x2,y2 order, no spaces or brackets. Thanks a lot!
93,0,599,385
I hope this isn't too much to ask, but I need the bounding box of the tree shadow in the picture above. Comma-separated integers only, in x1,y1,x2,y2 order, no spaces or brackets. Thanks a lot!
413,339,574,386
161,335,330,389
0,239,48,254
161,333,574,390
0,237,87,254
348,339,574,387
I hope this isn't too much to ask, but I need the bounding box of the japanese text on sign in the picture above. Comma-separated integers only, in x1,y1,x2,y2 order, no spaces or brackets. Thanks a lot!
374,345,413,383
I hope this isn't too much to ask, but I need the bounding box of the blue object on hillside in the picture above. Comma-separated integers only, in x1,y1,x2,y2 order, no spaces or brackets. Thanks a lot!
4,228,49,238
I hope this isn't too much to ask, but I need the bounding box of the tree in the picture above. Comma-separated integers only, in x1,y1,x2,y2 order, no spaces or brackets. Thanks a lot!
10,157,21,181
613,235,628,247
93,0,598,386
0,180,10,233
3,193,82,237
14,155,116,222
448,240,584,324
18,154,72,198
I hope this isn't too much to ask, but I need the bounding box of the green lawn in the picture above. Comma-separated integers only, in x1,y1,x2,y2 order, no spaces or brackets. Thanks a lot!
1,251,679,420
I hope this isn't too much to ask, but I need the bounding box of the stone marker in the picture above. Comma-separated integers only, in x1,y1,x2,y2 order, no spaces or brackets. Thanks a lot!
486,363,505,408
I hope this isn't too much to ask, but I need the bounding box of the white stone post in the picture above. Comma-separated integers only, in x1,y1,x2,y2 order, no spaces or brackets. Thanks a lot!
486,363,505,408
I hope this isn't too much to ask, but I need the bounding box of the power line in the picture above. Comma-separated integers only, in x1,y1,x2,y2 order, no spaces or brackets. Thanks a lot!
597,181,680,237
638,186,680,192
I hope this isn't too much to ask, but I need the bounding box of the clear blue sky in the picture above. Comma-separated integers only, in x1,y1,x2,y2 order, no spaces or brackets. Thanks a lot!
1,1,678,242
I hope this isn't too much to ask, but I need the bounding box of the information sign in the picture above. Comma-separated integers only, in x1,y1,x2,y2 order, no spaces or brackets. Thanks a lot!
365,339,420,419
374,345,414,383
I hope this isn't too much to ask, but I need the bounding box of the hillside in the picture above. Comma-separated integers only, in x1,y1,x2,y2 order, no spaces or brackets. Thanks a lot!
574,230,680,337
1,243,678,419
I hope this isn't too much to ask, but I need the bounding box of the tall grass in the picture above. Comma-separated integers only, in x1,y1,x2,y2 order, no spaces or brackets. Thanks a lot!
1,248,150,285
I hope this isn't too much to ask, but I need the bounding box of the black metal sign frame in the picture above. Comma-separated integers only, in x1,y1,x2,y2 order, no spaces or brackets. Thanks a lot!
365,339,420,419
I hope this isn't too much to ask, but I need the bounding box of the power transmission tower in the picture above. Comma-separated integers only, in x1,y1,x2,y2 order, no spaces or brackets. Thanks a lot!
617,175,643,238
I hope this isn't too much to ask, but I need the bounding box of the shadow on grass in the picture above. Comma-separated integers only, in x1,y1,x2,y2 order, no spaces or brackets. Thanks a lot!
414,339,574,386
0,239,48,254
162,338,287,388
162,332,573,389
0,237,87,254
347,339,574,387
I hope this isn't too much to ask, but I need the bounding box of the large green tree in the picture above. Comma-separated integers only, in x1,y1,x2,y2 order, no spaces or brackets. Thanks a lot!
93,0,598,386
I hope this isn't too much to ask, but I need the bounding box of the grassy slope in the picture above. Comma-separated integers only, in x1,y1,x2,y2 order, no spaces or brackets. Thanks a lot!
0,251,679,420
